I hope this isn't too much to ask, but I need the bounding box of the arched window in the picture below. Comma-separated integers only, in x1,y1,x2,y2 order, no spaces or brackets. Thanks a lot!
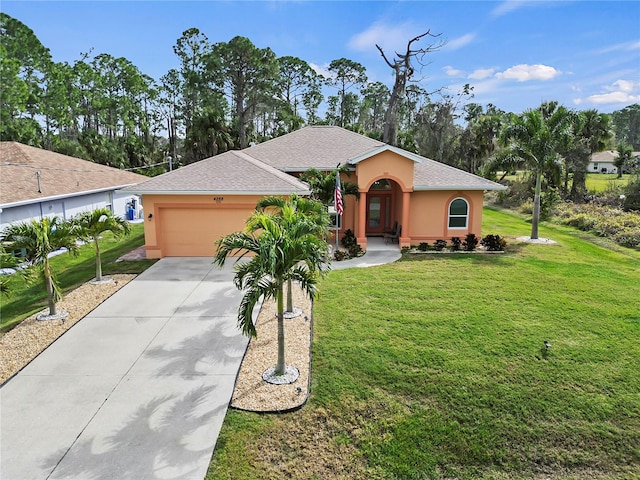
448,198,469,228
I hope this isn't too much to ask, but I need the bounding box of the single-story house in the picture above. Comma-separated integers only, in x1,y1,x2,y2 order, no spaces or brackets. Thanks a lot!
0,142,147,231
588,150,640,174
123,126,506,258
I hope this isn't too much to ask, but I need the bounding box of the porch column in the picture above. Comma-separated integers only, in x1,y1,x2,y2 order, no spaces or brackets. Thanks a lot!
400,191,411,248
357,191,367,250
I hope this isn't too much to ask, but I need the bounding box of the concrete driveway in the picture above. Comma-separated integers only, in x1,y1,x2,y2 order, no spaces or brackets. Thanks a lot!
1,258,249,480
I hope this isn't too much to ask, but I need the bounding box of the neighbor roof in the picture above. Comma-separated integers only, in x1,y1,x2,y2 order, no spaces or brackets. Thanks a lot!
0,142,148,207
591,150,640,162
122,150,310,195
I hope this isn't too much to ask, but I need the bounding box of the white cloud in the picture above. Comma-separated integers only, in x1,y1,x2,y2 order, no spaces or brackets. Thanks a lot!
492,0,530,17
445,33,476,51
443,65,464,77
595,40,640,55
468,68,495,80
495,64,561,82
309,62,332,80
582,79,640,105
348,21,420,54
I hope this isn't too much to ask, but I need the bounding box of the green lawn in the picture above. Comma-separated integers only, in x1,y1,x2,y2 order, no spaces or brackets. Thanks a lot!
1,223,156,332
208,208,640,479
585,173,630,193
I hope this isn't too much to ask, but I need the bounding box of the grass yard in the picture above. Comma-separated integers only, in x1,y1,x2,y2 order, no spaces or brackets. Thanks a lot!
1,222,156,332
208,208,640,479
585,173,630,193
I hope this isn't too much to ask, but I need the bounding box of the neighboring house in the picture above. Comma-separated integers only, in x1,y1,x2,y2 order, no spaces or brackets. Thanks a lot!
122,126,506,258
588,150,640,174
0,142,147,231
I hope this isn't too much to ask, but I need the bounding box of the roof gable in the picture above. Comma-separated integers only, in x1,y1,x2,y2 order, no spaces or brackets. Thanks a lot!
0,142,147,207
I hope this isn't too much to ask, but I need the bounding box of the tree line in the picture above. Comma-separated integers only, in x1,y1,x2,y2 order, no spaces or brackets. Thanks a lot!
1,13,639,183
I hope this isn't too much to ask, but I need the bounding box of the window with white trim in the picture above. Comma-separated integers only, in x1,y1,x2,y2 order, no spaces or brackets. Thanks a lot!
448,198,469,228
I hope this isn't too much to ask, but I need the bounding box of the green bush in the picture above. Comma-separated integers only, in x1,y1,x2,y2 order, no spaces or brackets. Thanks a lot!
554,202,640,249
481,234,507,251
463,233,478,251
433,239,447,251
417,242,429,252
450,237,462,251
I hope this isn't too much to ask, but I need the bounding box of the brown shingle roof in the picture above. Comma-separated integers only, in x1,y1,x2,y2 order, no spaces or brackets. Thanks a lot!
123,150,310,195
123,126,505,194
0,142,148,206
247,126,385,170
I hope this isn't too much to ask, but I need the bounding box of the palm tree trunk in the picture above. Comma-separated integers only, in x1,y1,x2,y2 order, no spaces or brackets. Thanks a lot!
286,278,293,313
44,259,57,316
531,171,542,240
95,239,102,281
276,282,286,375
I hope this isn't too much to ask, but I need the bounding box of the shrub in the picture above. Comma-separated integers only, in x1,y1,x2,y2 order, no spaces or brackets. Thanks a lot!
334,250,348,261
463,233,478,251
481,234,507,251
417,242,429,252
450,237,462,251
348,243,364,258
341,229,357,249
434,239,447,251
553,202,640,249
622,175,640,212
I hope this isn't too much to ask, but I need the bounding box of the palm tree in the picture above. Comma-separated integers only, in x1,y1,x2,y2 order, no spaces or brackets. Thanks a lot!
214,200,329,377
300,166,360,206
73,208,131,282
498,102,572,239
615,143,633,179
256,194,330,313
0,217,79,316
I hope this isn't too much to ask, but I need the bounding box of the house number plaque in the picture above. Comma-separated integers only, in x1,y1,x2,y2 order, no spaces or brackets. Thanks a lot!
213,196,224,202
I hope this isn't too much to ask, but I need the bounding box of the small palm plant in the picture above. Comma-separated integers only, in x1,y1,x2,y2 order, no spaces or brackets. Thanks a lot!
214,198,329,378
73,208,130,282
0,216,79,317
256,194,330,314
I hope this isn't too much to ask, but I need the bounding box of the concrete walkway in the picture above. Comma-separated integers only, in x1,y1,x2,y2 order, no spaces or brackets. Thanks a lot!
0,240,400,480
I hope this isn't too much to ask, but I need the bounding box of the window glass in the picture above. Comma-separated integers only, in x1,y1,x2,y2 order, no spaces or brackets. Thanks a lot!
448,198,469,228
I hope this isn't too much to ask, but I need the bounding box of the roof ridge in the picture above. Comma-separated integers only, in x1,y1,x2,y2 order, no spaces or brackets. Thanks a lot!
234,150,308,189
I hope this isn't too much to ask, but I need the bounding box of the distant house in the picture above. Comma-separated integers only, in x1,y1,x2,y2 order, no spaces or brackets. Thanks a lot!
588,150,640,174
122,126,506,258
0,142,147,231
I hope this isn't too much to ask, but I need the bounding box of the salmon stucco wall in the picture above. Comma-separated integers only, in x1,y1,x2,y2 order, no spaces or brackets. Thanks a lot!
409,190,484,241
142,194,264,258
355,151,415,192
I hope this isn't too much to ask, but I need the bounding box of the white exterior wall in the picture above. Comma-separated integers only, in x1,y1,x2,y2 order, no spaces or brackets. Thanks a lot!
587,161,617,174
0,189,141,231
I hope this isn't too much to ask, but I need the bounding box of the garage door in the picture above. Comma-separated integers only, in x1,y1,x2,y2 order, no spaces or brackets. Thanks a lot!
159,206,253,257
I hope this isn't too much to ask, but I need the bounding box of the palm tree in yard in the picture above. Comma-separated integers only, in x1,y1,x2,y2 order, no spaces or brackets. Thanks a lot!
498,102,572,239
0,217,79,317
256,194,330,314
73,208,130,282
214,198,329,377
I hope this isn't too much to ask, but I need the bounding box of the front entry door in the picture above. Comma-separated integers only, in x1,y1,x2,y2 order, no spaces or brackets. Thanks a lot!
366,193,391,235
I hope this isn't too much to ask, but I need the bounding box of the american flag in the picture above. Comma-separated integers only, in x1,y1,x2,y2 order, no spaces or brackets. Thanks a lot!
334,171,344,216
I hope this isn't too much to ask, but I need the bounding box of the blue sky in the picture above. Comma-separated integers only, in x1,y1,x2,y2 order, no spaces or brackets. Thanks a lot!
3,0,639,115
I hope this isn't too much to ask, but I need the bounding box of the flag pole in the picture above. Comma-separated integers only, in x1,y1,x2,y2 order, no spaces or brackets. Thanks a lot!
334,164,343,252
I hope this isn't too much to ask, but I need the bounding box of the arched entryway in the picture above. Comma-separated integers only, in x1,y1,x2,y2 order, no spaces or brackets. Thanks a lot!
365,179,397,236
